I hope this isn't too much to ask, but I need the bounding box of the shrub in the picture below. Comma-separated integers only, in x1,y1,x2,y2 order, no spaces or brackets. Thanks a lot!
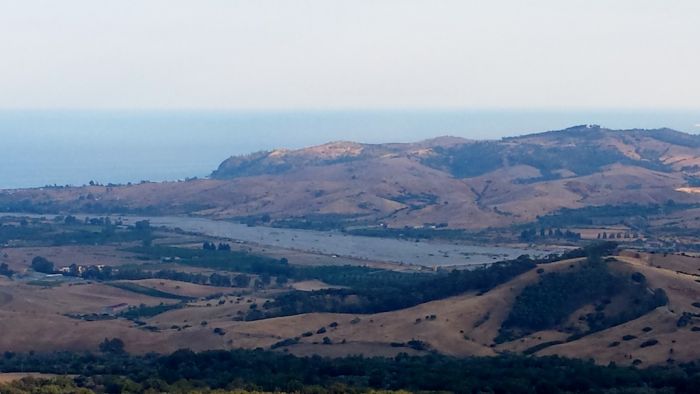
407,340,430,351
270,338,299,349
213,328,226,336
640,339,659,348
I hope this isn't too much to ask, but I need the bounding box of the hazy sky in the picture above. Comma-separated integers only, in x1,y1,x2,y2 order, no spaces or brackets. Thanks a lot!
1,0,699,110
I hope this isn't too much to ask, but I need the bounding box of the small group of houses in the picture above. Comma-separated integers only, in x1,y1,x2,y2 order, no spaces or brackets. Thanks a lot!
57,264,108,275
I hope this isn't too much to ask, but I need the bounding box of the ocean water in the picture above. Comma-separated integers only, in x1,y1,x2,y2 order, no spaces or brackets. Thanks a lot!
1,109,698,189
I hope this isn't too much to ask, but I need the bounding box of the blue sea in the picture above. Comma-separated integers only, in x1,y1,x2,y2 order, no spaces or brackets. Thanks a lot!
1,109,698,189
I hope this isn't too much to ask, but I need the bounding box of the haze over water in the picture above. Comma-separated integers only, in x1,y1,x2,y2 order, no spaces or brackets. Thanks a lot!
1,109,699,189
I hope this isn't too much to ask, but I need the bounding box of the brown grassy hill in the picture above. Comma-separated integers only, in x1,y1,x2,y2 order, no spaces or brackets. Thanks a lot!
167,252,700,366
2,252,697,366
2,125,700,230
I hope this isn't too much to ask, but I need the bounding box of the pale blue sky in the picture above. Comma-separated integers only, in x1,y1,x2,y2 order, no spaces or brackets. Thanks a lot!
1,0,699,110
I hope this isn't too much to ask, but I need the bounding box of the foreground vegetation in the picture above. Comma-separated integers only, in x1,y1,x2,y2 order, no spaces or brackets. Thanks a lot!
2,349,700,393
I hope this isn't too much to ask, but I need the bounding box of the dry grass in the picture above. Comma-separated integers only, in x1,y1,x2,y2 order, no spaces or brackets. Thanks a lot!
129,279,235,298
291,280,346,291
0,252,699,366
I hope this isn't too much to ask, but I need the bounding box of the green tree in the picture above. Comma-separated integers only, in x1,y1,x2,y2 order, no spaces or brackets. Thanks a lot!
0,263,13,277
31,256,54,274
99,337,125,354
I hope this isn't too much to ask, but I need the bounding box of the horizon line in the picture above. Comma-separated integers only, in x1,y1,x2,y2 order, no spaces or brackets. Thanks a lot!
1,107,700,113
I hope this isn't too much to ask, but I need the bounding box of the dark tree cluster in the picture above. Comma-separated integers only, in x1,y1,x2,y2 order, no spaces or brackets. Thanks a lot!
498,258,668,343
31,256,55,274
253,255,537,319
118,303,183,321
202,241,231,251
98,338,125,355
0,262,13,277
520,227,581,242
3,349,700,393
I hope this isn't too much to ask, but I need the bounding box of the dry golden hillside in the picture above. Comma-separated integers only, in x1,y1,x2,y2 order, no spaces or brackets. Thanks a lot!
1,252,698,366
2,126,700,232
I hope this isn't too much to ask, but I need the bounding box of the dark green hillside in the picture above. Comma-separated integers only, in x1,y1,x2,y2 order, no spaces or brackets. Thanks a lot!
498,258,668,343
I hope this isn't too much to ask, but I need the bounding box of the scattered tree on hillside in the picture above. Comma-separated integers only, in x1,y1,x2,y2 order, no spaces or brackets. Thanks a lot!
31,256,54,274
0,262,13,277
99,338,125,354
